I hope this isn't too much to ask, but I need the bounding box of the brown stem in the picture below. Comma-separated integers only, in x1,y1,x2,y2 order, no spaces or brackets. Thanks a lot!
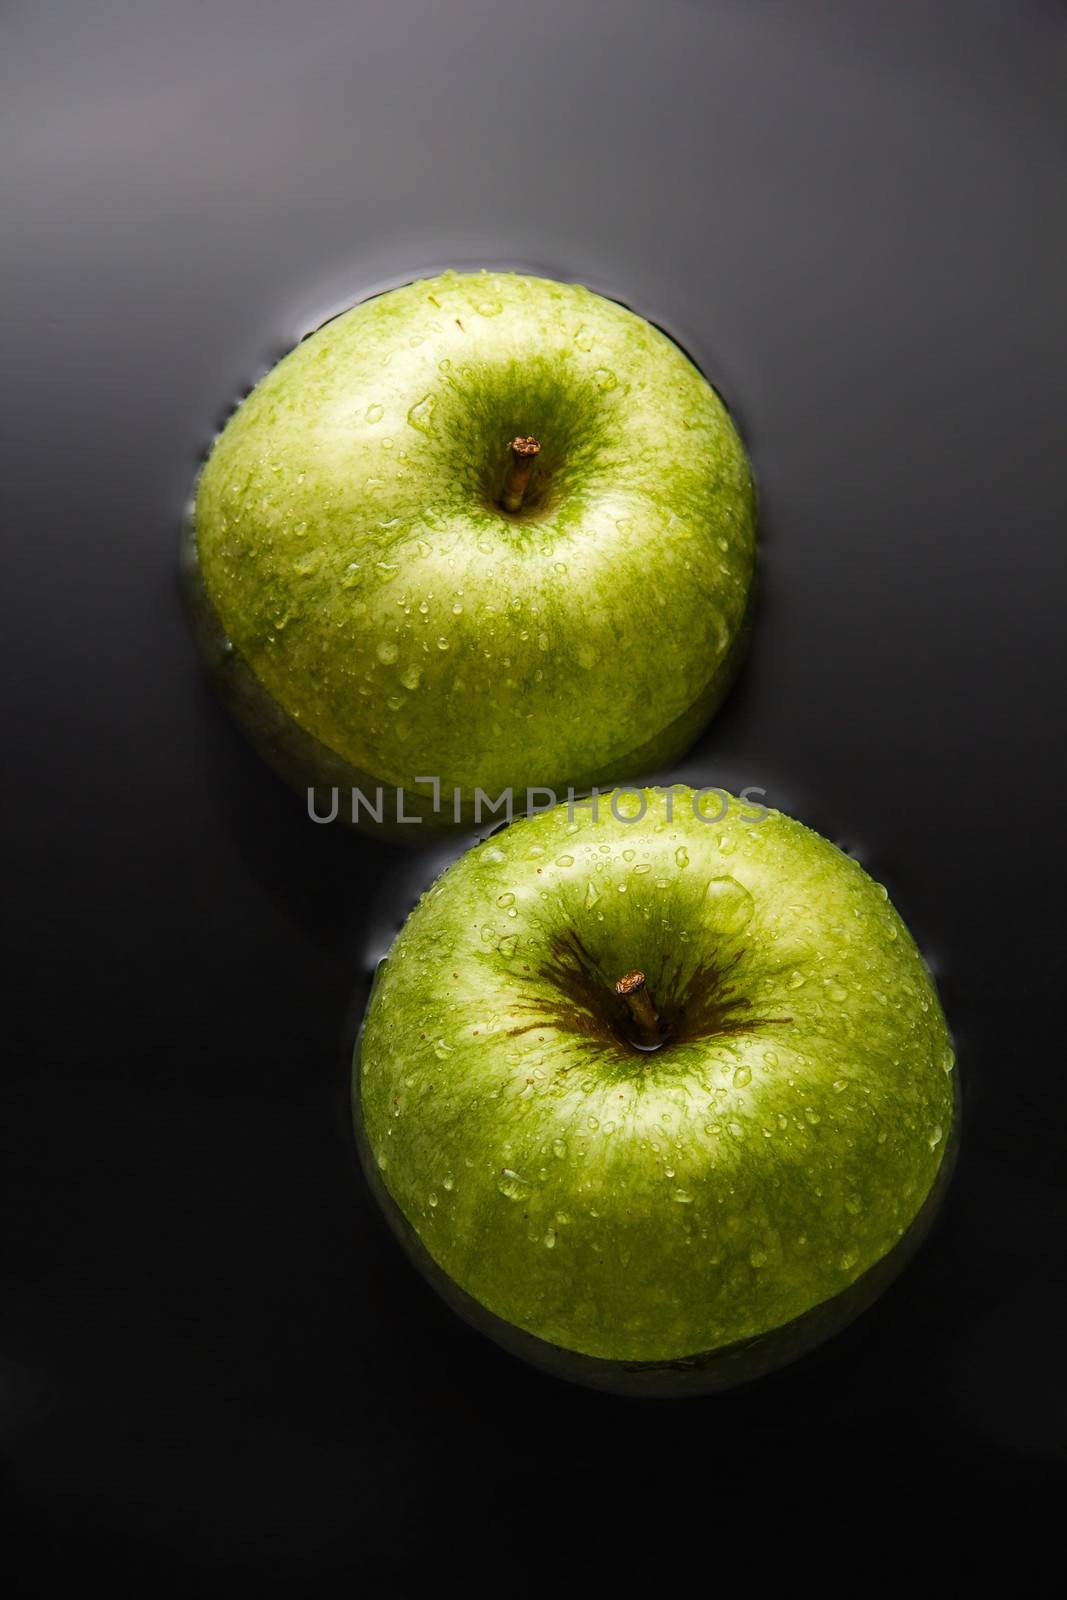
500,436,541,513
615,970,662,1050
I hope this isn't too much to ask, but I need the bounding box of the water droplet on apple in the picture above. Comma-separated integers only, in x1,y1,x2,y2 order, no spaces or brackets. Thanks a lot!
704,875,754,934
477,299,502,317
942,1045,956,1074
733,1065,752,1088
574,326,594,351
584,881,600,908
406,394,436,433
838,1249,860,1272
672,1189,693,1204
498,1169,528,1200
376,640,399,664
928,1124,944,1150
400,663,421,691
593,368,616,390
675,846,690,868
787,970,807,989
365,402,384,423
497,934,518,957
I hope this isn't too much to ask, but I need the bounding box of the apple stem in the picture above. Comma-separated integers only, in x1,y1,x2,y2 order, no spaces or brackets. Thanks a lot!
500,436,541,513
615,970,662,1051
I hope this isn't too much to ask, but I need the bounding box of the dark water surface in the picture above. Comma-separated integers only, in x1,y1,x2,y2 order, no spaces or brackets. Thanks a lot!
3,1,1065,1590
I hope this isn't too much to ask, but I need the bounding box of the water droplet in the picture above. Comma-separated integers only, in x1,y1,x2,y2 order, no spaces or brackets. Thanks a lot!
498,1169,528,1201
733,1065,752,1088
838,1249,860,1272
496,892,516,908
406,394,436,433
376,640,399,664
787,970,807,989
675,846,690,868
672,1189,693,1204
433,1039,452,1059
543,1229,557,1248
400,663,421,690
584,881,600,909
365,402,384,423
477,299,502,317
942,1045,956,1075
592,367,616,390
928,1124,944,1150
497,934,518,957
704,875,754,935
574,326,594,351
436,636,450,650
555,854,574,867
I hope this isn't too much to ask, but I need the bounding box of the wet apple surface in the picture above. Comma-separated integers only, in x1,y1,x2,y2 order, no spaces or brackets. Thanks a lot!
191,272,756,822
356,788,955,1380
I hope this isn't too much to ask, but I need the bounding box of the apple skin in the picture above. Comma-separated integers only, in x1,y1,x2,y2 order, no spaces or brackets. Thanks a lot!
354,787,957,1393
189,271,756,828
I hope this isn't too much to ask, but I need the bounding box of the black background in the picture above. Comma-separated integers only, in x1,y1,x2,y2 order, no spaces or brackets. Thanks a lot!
3,2,1065,1593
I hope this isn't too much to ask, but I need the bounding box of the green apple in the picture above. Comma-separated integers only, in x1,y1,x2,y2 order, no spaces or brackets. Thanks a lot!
354,786,957,1393
186,271,756,828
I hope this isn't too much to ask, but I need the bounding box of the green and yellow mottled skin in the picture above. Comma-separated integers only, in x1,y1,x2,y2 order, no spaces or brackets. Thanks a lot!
356,788,955,1368
193,272,756,812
